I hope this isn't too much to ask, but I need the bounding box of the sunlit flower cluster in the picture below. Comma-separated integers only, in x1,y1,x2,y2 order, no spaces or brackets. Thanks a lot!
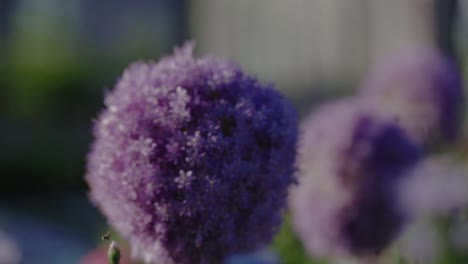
86,43,298,263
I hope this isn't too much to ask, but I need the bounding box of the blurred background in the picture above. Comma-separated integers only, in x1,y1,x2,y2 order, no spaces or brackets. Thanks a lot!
0,0,467,263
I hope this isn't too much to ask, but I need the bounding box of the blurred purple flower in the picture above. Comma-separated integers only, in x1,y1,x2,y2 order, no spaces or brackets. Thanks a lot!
0,230,21,264
290,99,422,258
395,157,468,263
360,48,463,146
398,156,468,217
85,42,298,264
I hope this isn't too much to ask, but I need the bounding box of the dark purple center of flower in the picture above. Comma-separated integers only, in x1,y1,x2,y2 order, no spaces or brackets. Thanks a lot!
339,117,422,255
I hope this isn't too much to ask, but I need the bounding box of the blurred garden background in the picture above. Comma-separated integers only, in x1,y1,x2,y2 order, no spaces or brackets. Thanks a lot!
0,0,467,263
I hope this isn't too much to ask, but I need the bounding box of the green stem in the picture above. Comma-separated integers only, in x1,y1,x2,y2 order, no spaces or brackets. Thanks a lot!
108,241,121,264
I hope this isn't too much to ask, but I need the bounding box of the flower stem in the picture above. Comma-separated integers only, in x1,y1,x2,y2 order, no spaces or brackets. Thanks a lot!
108,241,121,264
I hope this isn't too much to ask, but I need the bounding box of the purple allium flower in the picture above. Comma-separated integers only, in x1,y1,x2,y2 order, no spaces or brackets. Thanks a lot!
398,157,468,217
360,49,463,146
85,43,298,264
395,157,468,264
290,99,422,258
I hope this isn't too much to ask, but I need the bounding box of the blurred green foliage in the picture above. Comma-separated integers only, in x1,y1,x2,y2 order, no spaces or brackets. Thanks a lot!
0,0,185,193
2,0,83,117
272,214,326,264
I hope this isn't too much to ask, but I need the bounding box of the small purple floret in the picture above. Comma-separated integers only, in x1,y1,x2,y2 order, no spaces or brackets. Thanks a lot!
86,43,298,264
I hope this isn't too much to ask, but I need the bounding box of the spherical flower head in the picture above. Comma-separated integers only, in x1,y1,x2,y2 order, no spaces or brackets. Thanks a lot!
290,99,422,259
360,48,463,146
85,42,298,264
